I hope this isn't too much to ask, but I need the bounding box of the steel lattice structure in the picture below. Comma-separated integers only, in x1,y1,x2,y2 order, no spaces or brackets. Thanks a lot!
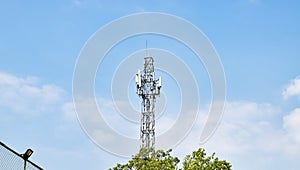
136,57,162,149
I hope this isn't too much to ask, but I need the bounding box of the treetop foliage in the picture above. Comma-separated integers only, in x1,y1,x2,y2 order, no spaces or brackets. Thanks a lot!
109,147,232,170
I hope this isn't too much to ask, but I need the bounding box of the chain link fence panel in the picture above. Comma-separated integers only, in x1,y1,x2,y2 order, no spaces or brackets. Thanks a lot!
0,142,43,170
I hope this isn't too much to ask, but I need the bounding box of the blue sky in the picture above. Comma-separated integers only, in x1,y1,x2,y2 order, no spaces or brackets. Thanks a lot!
1,0,300,169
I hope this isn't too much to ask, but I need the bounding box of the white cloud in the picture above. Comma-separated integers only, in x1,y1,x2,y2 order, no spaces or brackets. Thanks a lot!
282,77,300,99
218,101,279,151
62,102,77,121
282,108,300,154
283,108,300,136
206,101,280,153
0,72,66,115
170,101,300,170
71,98,140,157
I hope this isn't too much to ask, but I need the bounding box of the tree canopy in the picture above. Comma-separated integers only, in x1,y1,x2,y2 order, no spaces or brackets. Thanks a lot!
109,148,232,170
183,148,232,170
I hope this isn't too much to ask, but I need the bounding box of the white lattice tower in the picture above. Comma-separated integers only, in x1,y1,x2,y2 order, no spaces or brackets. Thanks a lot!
136,56,162,149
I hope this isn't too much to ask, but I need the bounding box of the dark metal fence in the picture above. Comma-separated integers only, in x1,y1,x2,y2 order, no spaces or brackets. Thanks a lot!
0,141,43,170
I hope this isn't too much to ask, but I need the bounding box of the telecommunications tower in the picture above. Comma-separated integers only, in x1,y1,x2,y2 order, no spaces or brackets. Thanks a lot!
136,55,162,149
